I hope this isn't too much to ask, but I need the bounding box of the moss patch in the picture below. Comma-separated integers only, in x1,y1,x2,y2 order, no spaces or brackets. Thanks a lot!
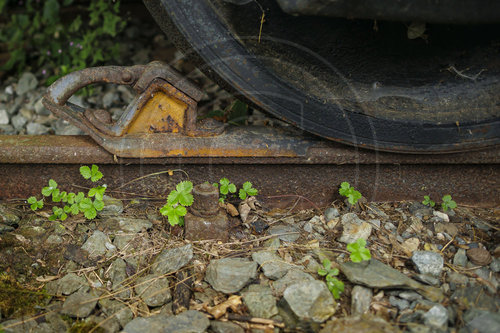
0,272,49,319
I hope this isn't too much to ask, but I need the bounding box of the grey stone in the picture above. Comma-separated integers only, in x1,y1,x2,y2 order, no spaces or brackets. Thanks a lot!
0,124,15,134
423,304,448,331
271,268,315,296
242,284,278,319
34,98,49,115
367,219,381,229
44,311,69,332
151,244,193,274
283,280,336,323
108,258,130,298
134,274,172,307
210,320,245,333
0,109,8,125
433,211,449,222
0,204,20,226
465,310,500,333
53,273,88,295
339,213,372,244
490,257,500,273
351,285,372,315
99,298,133,328
113,233,135,251
252,250,298,280
16,72,38,95
453,249,468,267
473,267,498,293
99,196,124,216
81,230,110,257
389,295,410,311
411,251,444,277
324,207,340,220
409,202,433,217
414,273,441,287
46,234,63,244
102,90,119,108
61,291,98,317
102,217,151,233
205,258,257,293
122,315,170,333
320,314,399,333
447,272,469,285
340,259,444,302
267,224,300,243
398,291,423,301
303,222,313,233
165,310,210,333
26,122,50,135
11,114,26,130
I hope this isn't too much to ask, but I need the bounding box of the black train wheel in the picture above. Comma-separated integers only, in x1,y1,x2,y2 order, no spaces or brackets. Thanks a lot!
145,0,500,153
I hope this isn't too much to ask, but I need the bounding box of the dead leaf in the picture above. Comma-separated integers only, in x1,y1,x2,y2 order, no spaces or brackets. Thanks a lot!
220,202,239,217
207,295,242,319
36,275,60,282
239,202,251,223
14,234,28,243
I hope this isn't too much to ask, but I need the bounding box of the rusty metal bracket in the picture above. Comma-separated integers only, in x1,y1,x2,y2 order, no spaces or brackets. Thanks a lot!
43,61,227,157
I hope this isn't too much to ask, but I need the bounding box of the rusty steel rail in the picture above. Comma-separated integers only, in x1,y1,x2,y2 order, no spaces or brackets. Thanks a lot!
0,132,498,207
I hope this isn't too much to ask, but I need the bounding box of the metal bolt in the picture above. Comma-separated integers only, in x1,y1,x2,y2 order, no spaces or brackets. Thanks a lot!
190,183,219,216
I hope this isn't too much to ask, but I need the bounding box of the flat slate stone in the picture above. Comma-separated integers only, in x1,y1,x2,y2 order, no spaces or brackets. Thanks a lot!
134,274,172,307
320,314,399,333
151,244,193,275
340,259,444,303
61,291,98,318
205,258,257,294
252,250,298,280
81,230,110,258
283,280,336,323
242,285,278,319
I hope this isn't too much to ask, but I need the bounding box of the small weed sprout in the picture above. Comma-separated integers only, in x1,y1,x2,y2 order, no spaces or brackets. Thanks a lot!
339,182,362,205
347,238,371,263
441,194,457,212
239,181,258,200
422,195,435,207
318,259,344,299
28,164,106,221
216,178,237,203
160,181,194,226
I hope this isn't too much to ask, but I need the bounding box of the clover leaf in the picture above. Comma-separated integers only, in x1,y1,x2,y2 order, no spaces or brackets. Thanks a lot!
339,181,362,205
239,181,258,200
160,203,187,226
347,238,371,263
219,178,237,196
27,196,43,211
80,164,103,182
167,181,193,207
441,194,457,212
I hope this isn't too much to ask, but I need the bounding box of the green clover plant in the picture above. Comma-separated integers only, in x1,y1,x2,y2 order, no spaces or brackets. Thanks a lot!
239,181,258,200
80,165,103,182
29,164,106,221
27,196,43,211
422,195,435,207
160,181,194,226
318,259,344,299
441,194,457,212
346,238,371,263
215,178,237,203
339,182,362,205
